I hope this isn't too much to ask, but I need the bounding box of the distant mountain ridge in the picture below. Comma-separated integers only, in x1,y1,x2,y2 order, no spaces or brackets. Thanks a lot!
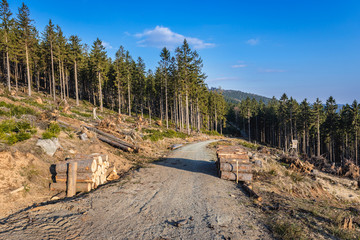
211,88,271,104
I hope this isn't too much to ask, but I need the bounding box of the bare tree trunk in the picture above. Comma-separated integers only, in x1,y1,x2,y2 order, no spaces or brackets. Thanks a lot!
37,71,40,91
15,61,18,92
59,60,63,100
74,60,79,106
98,71,103,112
25,45,31,96
148,101,152,125
65,68,69,99
185,89,190,135
317,115,321,157
62,62,66,100
197,99,200,132
5,36,11,91
356,131,358,165
165,74,168,129
127,73,131,116
50,42,56,101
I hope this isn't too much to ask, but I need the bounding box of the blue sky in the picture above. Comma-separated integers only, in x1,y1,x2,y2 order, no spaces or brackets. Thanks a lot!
8,0,360,104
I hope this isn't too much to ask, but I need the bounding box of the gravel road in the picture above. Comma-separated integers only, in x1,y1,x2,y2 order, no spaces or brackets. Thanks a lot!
0,140,272,240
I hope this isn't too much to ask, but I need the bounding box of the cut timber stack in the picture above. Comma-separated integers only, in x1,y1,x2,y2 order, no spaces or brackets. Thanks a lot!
216,145,252,182
50,154,109,194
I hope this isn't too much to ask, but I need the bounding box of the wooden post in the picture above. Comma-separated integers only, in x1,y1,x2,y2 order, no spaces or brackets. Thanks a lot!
67,162,77,197
236,160,239,183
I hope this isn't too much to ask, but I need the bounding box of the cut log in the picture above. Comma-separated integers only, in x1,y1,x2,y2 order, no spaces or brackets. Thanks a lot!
100,174,106,184
84,126,139,151
217,153,249,159
55,159,97,173
218,158,249,164
56,172,95,182
220,171,253,181
219,162,252,172
50,182,92,192
170,144,183,150
90,153,109,162
98,135,132,152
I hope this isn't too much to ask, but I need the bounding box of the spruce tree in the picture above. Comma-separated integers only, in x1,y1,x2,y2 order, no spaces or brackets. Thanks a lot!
0,0,13,91
16,3,36,96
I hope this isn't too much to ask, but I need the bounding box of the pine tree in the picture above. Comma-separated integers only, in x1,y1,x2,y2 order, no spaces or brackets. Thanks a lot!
90,38,107,112
42,19,57,100
159,47,170,129
0,0,13,91
16,3,36,96
351,100,360,165
69,35,82,106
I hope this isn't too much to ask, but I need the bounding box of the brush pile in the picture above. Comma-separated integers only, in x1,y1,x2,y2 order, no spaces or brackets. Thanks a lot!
280,155,314,173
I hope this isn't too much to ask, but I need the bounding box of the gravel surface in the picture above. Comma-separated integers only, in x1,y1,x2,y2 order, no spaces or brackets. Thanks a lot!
0,140,272,240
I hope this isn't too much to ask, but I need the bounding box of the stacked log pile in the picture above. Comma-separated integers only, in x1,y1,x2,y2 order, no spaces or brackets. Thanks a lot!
50,154,109,193
216,145,252,182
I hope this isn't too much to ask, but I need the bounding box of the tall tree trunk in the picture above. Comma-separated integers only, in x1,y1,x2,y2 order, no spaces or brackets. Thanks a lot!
127,73,131,116
50,42,56,101
98,71,103,112
5,36,11,92
302,129,306,154
197,99,200,132
37,71,40,91
25,45,31,96
355,131,358,165
165,74,168,129
15,61,18,92
74,60,79,106
148,101,152,125
117,78,121,114
317,115,321,157
185,89,190,135
59,60,63,100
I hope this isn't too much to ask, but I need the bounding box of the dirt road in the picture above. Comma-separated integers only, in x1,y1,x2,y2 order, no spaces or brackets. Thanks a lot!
0,140,272,239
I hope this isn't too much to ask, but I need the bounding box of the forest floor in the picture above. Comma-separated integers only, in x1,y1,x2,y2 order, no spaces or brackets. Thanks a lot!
1,90,360,239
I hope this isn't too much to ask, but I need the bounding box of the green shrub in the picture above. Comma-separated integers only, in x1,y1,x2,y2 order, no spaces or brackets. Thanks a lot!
0,101,37,117
0,119,36,145
42,122,61,139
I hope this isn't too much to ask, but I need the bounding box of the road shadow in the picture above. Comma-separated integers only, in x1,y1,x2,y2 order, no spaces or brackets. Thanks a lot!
154,157,218,177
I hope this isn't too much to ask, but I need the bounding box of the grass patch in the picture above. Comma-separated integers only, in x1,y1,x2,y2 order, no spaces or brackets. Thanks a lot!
42,122,61,139
202,130,221,136
0,101,37,117
143,129,188,141
238,140,258,150
0,120,36,145
270,219,305,240
71,109,92,118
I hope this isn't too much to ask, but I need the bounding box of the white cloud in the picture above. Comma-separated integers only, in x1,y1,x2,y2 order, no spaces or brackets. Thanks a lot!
102,41,113,49
135,26,215,50
258,68,286,73
232,64,247,68
246,38,259,46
